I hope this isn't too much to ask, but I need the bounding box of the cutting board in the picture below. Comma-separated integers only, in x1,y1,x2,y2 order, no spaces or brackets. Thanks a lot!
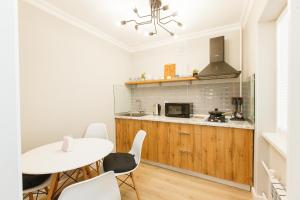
164,64,176,79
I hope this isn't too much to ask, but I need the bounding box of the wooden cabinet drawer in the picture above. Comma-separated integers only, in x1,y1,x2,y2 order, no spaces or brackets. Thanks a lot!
169,123,194,171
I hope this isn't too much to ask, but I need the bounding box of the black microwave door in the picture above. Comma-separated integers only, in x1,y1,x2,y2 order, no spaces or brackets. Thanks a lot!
166,104,184,117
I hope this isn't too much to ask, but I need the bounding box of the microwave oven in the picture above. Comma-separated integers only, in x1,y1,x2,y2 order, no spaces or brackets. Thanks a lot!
165,103,193,118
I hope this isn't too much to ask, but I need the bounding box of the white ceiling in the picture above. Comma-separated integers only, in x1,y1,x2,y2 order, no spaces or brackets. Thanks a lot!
34,0,249,50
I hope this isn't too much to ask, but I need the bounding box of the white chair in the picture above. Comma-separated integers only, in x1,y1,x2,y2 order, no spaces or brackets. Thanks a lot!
23,174,51,200
103,130,147,200
58,171,121,200
84,123,109,140
83,123,109,175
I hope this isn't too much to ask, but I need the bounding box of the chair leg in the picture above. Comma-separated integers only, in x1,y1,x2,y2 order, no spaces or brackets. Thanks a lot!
85,166,92,178
75,169,81,180
28,193,34,200
81,167,89,180
46,173,59,200
96,161,100,175
44,186,49,194
130,172,140,200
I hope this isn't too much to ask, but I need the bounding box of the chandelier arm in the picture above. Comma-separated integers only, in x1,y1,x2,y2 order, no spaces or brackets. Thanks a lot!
157,22,173,36
152,10,158,35
124,19,152,26
160,19,180,25
135,13,152,18
134,8,152,18
159,15,173,21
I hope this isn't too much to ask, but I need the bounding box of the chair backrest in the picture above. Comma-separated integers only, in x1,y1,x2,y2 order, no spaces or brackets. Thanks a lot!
58,171,121,200
84,123,109,140
129,130,147,165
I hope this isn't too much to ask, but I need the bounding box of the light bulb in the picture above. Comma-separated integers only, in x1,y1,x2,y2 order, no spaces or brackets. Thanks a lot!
177,22,183,27
162,5,169,11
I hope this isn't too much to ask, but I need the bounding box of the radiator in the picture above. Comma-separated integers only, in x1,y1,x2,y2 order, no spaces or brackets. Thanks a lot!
261,161,287,200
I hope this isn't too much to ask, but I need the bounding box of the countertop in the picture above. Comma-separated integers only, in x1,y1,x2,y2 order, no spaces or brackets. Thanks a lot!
115,115,254,130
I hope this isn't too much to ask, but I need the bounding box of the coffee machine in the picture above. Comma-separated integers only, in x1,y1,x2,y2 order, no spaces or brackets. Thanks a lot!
231,97,244,121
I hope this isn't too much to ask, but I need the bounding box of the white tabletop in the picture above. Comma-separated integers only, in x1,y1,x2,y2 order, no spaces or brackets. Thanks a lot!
22,138,113,175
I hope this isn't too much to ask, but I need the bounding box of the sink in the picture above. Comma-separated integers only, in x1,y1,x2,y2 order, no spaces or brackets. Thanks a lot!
117,112,147,117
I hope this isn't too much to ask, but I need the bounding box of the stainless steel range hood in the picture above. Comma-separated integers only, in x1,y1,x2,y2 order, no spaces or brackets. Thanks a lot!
197,36,241,80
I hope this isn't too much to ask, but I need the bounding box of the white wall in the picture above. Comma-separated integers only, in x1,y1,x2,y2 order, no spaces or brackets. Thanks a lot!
243,0,287,196
0,0,22,199
131,30,241,79
287,0,300,199
19,2,132,152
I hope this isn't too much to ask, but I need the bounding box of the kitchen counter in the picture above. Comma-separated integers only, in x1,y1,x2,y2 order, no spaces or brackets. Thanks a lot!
115,115,254,130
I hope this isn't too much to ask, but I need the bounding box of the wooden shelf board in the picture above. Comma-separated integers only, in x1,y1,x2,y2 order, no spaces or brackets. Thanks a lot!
125,77,197,85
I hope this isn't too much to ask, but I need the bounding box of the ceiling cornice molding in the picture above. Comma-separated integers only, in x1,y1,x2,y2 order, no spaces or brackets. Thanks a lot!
129,23,241,52
21,0,131,52
240,0,255,28
21,0,245,53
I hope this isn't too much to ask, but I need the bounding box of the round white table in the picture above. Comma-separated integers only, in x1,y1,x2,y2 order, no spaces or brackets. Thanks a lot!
22,138,113,199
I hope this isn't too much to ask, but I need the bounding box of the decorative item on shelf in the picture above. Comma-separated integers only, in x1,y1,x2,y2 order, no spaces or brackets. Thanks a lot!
192,69,199,77
118,0,183,37
141,72,146,81
164,64,176,79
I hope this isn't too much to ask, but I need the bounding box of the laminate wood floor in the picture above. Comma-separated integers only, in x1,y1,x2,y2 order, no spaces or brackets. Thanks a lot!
35,163,252,200
120,163,252,200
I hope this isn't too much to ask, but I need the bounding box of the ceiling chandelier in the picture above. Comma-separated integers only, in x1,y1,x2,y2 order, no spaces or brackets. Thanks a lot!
119,0,183,37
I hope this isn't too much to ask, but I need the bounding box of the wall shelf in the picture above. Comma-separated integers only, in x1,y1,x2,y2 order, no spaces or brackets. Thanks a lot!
125,77,241,86
125,77,197,85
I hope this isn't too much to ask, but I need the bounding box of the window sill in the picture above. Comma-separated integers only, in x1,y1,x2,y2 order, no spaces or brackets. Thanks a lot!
262,132,287,158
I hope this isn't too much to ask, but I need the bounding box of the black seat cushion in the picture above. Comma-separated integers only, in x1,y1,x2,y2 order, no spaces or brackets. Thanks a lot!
103,153,137,173
22,174,51,190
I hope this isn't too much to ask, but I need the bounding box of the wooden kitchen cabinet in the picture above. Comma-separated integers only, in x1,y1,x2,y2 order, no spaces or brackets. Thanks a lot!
115,118,253,185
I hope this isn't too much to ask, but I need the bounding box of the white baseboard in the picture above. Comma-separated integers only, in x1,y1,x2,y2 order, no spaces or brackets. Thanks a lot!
252,187,268,200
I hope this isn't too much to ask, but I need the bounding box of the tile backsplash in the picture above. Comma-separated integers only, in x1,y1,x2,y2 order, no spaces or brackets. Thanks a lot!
131,82,240,115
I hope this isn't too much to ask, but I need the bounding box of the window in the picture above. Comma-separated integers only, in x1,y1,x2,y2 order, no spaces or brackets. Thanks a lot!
276,9,288,134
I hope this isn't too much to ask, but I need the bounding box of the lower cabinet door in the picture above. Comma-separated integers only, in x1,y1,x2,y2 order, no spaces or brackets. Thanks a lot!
201,126,253,185
157,122,170,165
232,128,253,185
116,119,129,153
116,119,141,153
141,121,158,162
201,126,217,177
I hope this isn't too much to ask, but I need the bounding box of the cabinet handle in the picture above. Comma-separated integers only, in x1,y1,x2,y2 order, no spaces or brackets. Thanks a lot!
179,150,192,154
179,132,191,135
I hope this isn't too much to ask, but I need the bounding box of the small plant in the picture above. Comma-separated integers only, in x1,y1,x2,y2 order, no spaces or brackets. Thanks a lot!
141,72,146,80
192,69,199,77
